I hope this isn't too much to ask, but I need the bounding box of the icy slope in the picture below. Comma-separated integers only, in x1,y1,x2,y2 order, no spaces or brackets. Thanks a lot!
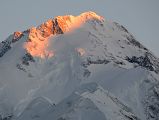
0,11,159,120
17,83,139,120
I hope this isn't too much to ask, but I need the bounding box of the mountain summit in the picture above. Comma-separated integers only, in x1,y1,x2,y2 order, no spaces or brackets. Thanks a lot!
0,11,159,120
23,11,104,58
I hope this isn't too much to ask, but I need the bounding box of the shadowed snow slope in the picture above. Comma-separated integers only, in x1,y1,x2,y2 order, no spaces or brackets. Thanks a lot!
0,11,159,120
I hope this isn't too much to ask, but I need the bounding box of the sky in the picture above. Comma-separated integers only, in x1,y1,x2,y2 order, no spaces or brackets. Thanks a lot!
0,0,159,57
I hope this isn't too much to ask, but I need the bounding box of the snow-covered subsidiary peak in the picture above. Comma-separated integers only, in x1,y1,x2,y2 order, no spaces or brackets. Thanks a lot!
0,11,159,120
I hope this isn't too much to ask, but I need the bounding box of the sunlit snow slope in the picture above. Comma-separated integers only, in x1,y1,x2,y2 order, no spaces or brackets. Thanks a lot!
0,11,159,120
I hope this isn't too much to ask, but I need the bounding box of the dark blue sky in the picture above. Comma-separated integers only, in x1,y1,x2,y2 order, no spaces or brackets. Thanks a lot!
0,0,159,56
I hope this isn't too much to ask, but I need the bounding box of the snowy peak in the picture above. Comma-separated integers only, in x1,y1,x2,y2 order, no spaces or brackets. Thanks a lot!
35,11,104,36
0,11,105,60
55,11,104,32
1,11,159,120
22,11,104,58
36,11,104,36
0,11,159,72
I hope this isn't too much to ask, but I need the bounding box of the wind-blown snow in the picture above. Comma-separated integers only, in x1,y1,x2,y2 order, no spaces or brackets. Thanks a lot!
0,11,159,120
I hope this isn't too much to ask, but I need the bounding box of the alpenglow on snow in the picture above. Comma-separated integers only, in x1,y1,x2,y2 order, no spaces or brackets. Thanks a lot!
0,11,159,120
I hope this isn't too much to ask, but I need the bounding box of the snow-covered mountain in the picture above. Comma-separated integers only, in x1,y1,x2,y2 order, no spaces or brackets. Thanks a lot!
0,11,159,120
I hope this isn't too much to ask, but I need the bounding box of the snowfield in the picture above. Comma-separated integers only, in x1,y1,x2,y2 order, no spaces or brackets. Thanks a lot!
0,11,159,120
